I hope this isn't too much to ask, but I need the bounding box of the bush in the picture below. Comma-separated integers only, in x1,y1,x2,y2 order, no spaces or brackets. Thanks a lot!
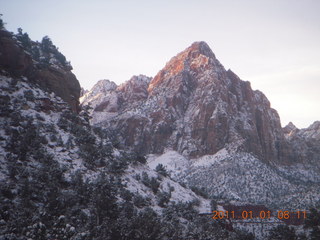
124,151,147,165
141,172,150,186
107,157,128,174
16,28,32,49
190,185,209,199
41,35,53,52
134,174,141,181
150,177,160,194
133,194,149,208
23,90,34,101
120,189,133,202
0,14,4,28
157,191,171,207
155,163,169,177
131,208,162,240
141,172,160,194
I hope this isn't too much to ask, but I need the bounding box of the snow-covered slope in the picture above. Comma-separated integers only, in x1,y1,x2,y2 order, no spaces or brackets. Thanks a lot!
147,147,320,210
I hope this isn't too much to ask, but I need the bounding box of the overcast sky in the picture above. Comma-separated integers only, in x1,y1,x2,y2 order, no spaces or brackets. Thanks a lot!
1,0,319,128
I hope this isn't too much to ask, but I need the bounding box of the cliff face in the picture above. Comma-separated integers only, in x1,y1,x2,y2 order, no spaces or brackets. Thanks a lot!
0,30,34,76
83,42,294,164
0,29,81,112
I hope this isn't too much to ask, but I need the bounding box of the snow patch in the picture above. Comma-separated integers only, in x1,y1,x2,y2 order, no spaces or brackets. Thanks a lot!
191,148,229,167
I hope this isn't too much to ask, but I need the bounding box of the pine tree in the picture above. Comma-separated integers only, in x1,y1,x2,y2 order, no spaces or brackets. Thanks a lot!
41,35,53,52
155,163,169,177
16,27,32,49
0,14,4,28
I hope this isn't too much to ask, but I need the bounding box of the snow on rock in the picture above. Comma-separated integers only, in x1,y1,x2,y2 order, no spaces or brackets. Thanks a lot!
147,149,189,178
123,163,211,214
191,148,229,167
300,121,320,140
147,146,320,210
80,79,117,111
81,75,152,125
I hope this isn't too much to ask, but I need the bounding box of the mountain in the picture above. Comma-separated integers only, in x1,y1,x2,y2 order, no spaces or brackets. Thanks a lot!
82,41,320,210
84,41,292,164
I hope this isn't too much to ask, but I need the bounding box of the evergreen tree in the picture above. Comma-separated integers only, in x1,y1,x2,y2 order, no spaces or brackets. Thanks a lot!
131,208,162,240
41,35,53,52
16,27,32,49
155,163,169,177
90,173,119,225
157,191,171,207
0,14,4,28
32,45,41,61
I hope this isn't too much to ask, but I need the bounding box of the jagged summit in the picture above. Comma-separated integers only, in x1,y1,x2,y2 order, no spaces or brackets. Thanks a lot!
301,121,320,140
89,79,117,95
283,122,298,138
80,75,152,118
118,74,151,91
284,121,298,131
80,79,117,112
148,41,223,93
183,41,216,59
117,75,151,102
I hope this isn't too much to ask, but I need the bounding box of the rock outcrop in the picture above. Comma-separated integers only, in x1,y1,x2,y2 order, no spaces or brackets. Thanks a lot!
284,121,320,167
80,75,151,113
84,41,295,164
0,29,81,112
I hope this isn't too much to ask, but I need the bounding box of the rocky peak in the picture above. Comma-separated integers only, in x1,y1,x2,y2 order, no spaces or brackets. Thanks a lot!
186,41,216,59
87,79,117,97
117,75,151,93
117,75,151,104
284,121,320,165
90,42,293,164
148,41,222,94
95,79,117,92
80,79,117,112
300,121,320,140
80,75,152,115
283,122,299,136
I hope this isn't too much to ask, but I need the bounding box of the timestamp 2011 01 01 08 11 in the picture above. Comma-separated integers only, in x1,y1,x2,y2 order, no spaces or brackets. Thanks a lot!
212,210,307,220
